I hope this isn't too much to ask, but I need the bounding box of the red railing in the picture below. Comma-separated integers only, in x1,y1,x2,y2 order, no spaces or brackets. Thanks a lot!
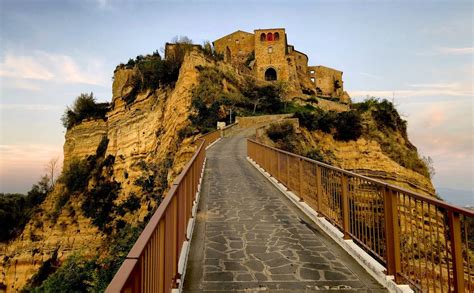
106,129,221,293
248,139,474,292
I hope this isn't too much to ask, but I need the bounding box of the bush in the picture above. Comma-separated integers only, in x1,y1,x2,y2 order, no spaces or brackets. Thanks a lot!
61,158,93,193
334,111,362,141
0,176,50,242
266,122,299,152
28,254,95,292
116,194,141,216
295,109,362,141
61,93,109,129
201,41,224,61
82,180,121,233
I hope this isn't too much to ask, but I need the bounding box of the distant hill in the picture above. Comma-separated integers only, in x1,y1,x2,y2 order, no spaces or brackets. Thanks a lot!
437,187,474,208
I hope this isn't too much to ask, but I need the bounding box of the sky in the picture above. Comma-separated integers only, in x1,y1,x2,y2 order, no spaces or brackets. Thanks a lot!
0,0,472,203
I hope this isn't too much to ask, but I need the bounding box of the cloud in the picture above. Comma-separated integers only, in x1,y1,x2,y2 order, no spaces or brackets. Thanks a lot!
349,82,473,99
437,47,474,55
359,72,380,79
0,104,62,111
417,47,474,56
0,144,63,193
0,51,108,86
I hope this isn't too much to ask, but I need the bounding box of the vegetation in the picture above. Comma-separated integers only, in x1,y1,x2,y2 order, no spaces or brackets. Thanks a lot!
352,98,429,177
0,176,50,242
61,92,109,129
201,41,224,61
294,108,362,141
189,66,285,132
115,36,196,104
265,122,299,152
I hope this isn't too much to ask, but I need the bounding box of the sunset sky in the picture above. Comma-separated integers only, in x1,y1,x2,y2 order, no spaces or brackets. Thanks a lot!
0,0,472,204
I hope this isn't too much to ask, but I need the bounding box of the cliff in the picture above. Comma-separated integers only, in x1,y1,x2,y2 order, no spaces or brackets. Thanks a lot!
0,43,436,292
0,50,214,292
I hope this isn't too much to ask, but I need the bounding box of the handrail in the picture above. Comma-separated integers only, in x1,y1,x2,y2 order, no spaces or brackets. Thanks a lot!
247,138,474,292
106,129,221,293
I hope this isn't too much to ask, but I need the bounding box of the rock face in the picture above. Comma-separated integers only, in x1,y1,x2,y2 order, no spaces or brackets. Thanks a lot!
0,50,211,292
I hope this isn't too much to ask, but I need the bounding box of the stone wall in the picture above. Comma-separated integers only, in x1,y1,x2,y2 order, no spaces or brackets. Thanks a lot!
310,66,344,98
235,114,293,128
213,30,254,65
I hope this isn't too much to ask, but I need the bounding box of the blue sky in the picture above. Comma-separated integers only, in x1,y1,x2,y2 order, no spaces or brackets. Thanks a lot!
0,0,472,202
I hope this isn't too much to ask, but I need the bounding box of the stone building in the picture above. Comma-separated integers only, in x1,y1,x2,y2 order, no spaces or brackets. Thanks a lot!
212,28,350,103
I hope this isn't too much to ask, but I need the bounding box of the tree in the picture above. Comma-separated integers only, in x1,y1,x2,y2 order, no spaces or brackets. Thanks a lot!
422,156,436,179
45,157,60,189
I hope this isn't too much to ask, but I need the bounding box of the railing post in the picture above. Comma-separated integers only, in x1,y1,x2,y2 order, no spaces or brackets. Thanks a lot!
383,187,401,282
298,158,303,201
277,152,280,181
448,210,465,292
341,174,350,239
316,165,322,214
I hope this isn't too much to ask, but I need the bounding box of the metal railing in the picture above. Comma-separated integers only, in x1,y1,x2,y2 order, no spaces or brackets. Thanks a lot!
248,139,474,292
106,129,221,293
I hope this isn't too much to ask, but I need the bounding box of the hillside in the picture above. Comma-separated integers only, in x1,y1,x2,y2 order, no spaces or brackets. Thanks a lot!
0,40,435,292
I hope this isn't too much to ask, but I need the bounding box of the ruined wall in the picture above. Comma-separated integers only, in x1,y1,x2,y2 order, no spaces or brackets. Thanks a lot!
213,30,254,65
310,66,344,98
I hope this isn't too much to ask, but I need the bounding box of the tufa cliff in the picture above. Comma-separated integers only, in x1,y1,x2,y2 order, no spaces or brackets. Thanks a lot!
0,37,436,292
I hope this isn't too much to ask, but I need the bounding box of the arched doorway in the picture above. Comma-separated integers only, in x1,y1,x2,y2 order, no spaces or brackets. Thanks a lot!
225,47,231,62
265,68,277,81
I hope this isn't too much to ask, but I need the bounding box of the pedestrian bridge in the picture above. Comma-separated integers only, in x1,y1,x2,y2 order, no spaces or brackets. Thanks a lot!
106,126,473,293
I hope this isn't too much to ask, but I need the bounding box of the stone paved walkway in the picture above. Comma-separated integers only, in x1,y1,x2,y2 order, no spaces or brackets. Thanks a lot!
183,129,387,292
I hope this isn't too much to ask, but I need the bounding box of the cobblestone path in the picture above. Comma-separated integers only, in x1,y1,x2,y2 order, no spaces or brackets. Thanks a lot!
183,129,387,292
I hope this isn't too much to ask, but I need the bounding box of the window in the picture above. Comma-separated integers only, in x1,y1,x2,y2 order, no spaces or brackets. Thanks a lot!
274,32,280,41
267,32,273,41
235,40,239,44
311,77,315,83
310,70,315,74
260,33,266,41
268,46,273,53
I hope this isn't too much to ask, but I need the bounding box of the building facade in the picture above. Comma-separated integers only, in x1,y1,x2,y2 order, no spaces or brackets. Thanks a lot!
213,28,350,102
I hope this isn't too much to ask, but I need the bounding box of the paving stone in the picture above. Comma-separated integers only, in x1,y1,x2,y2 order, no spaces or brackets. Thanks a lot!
205,272,233,282
300,268,321,280
269,264,296,275
244,260,264,272
223,261,247,271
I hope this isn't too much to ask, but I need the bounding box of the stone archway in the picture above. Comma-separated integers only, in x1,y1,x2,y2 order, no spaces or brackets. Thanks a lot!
265,68,277,81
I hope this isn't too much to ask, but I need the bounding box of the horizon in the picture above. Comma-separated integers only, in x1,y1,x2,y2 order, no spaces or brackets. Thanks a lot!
0,0,472,205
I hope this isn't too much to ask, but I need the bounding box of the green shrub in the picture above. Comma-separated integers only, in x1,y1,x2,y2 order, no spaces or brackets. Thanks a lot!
201,41,224,61
61,93,109,129
82,180,121,233
116,193,141,216
26,249,59,288
28,254,95,292
61,158,93,193
334,111,362,141
0,176,50,242
295,109,361,141
266,122,299,152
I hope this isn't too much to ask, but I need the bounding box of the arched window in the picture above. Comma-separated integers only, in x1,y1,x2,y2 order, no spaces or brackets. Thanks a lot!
265,68,277,81
274,32,280,41
260,33,266,41
267,32,273,41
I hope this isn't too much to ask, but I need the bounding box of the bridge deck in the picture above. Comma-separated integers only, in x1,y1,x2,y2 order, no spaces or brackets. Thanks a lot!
183,129,387,292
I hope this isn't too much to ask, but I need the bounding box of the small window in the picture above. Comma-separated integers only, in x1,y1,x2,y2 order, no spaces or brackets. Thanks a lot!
268,47,273,53
310,70,315,74
267,32,273,41
311,77,315,83
274,32,280,41
235,39,239,44
260,33,266,41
